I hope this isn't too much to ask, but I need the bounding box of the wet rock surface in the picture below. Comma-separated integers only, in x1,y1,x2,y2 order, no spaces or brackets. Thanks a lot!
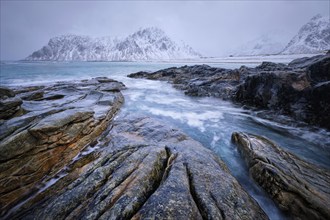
0,77,269,219
128,53,330,129
6,115,268,220
0,77,125,216
232,132,330,220
129,65,241,100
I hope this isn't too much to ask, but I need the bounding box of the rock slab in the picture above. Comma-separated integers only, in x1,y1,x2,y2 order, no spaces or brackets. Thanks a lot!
7,116,268,220
232,132,330,220
0,77,125,216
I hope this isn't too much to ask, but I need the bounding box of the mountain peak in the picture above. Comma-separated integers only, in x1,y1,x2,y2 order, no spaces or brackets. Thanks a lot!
130,27,168,43
136,27,165,35
281,14,330,54
26,28,201,61
311,14,323,21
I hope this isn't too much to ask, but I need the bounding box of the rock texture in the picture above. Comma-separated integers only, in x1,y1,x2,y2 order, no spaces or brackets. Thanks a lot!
128,53,330,129
0,77,125,216
6,115,268,220
232,132,330,220
129,65,241,100
0,79,269,219
235,54,330,128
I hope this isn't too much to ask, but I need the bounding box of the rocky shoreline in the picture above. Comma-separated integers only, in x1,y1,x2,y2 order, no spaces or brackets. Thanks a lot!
0,78,270,219
0,78,125,216
0,57,329,219
128,52,330,130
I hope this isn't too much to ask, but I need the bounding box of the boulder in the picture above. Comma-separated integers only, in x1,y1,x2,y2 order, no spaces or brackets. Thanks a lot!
232,132,330,220
235,54,330,129
235,71,311,113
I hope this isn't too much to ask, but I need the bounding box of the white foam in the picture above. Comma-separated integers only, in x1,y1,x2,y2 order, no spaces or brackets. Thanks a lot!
211,133,221,147
142,106,223,132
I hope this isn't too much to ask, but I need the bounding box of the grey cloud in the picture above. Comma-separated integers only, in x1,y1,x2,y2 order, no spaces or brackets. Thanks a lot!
1,1,329,60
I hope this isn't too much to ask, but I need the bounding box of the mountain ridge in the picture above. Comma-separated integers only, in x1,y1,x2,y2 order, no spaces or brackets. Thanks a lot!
25,27,201,61
281,14,330,54
230,14,329,56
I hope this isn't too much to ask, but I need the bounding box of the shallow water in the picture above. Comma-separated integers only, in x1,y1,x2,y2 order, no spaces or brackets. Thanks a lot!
1,60,329,219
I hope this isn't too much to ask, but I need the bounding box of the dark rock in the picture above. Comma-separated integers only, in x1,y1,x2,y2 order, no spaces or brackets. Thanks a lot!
256,61,287,71
235,71,311,112
309,81,330,128
128,65,240,99
0,87,15,99
43,94,65,100
14,86,45,95
20,91,44,101
0,97,24,120
232,132,330,220
288,54,326,69
235,54,330,129
99,82,126,92
306,55,330,84
129,54,330,129
8,116,268,220
95,77,118,83
0,77,125,215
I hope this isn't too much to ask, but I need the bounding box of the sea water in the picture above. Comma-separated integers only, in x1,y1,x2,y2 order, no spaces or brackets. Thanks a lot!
1,60,329,219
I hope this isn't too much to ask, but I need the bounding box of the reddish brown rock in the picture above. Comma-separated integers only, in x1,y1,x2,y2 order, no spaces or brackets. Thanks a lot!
0,78,125,216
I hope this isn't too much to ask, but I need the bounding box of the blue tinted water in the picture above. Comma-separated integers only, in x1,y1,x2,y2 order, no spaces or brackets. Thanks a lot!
1,60,329,219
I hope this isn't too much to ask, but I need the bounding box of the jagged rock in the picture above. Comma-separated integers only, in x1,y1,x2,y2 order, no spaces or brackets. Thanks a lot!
129,65,240,99
0,97,24,120
306,55,330,84
0,78,125,216
231,132,330,220
235,54,330,129
8,116,268,220
235,71,311,112
255,62,288,71
0,87,15,99
129,53,330,129
20,91,44,101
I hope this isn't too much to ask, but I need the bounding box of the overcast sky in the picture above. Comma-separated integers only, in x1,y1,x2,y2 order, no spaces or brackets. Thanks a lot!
1,1,329,60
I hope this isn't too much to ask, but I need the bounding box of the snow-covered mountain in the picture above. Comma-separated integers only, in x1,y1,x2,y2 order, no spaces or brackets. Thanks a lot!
282,14,330,54
231,33,287,56
25,27,201,61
